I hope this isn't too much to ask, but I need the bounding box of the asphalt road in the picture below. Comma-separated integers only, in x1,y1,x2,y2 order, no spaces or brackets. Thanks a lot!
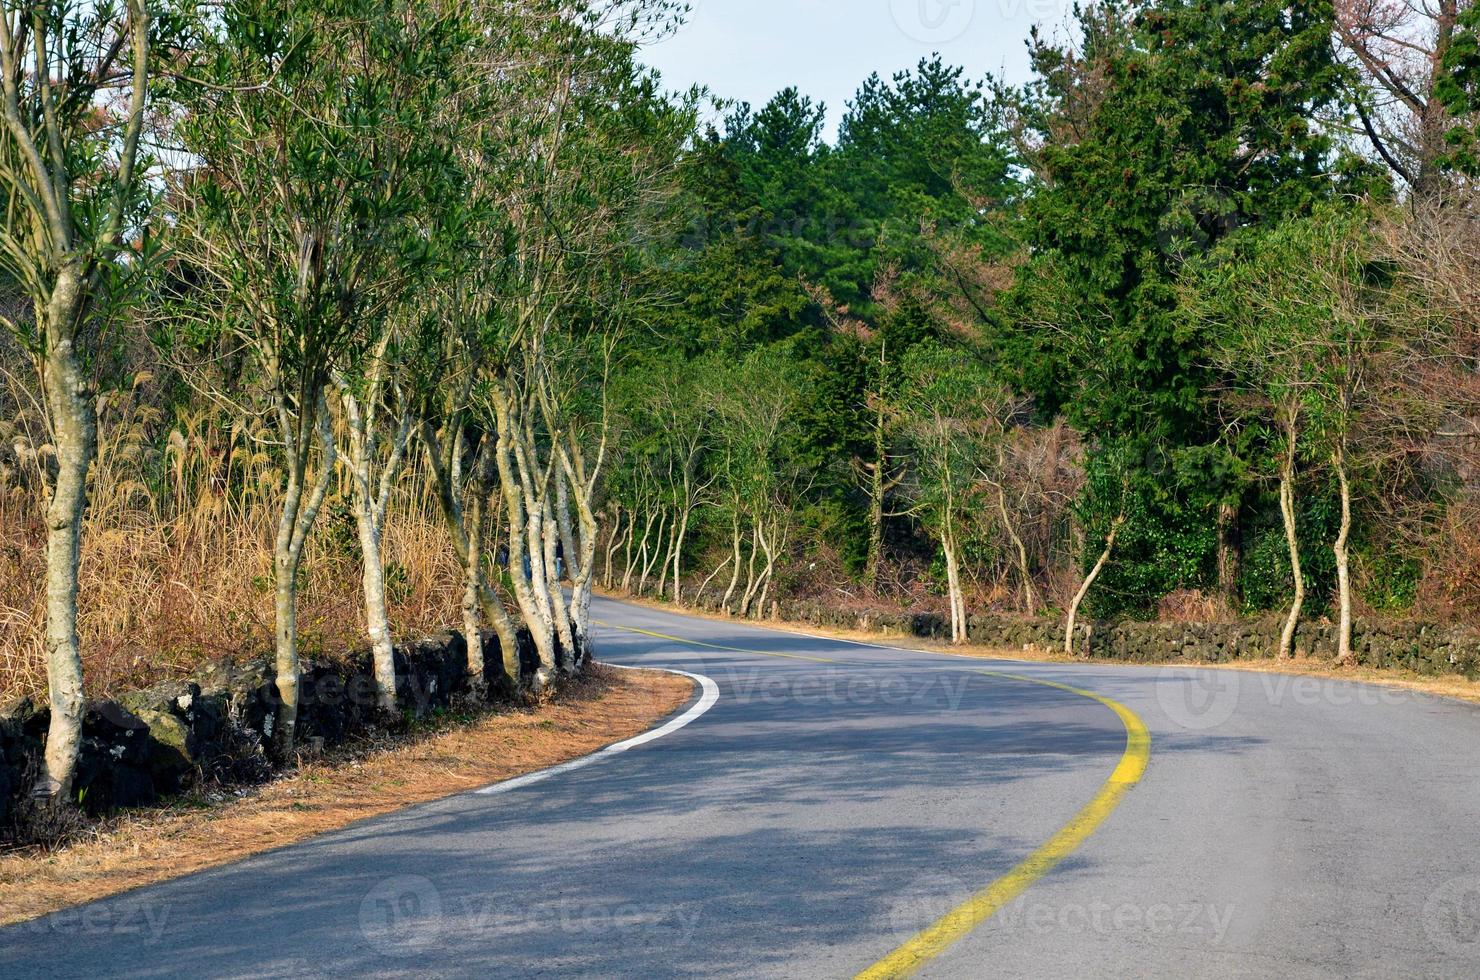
5,595,1480,978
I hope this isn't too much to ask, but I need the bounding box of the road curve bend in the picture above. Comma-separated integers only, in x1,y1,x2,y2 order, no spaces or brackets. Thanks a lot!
4,595,1480,979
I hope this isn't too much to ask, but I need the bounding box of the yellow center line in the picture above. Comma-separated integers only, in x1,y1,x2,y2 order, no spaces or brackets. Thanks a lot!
593,620,845,665
857,670,1151,979
596,616,1153,978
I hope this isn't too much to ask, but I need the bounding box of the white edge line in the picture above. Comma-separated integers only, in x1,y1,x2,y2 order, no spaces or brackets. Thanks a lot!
474,665,720,797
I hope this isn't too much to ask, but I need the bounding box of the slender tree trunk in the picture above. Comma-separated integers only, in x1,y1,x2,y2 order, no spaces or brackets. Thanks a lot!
656,509,676,599
489,383,558,683
352,499,397,711
995,481,1038,617
269,392,336,762
1333,443,1355,667
561,469,600,665
463,473,488,689
1217,498,1241,612
1278,425,1304,660
421,425,521,690
1064,516,1124,657
336,375,411,712
865,409,888,593
755,518,777,619
696,553,732,606
671,503,691,607
543,499,577,671
739,519,762,617
722,512,743,614
864,339,891,594
620,505,644,593
602,508,622,590
37,305,93,801
942,533,966,645
638,509,667,596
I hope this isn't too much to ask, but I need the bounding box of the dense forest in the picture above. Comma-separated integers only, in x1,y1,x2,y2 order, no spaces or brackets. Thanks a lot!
2,0,1480,801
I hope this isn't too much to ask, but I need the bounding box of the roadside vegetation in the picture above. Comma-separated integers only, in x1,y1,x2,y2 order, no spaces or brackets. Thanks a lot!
3,0,1480,812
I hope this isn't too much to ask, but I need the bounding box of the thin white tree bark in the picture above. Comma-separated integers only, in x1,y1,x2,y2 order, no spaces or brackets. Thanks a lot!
38,296,92,800
0,0,152,801
490,379,559,683
1064,516,1124,657
992,476,1038,617
1277,419,1305,660
1333,442,1355,666
270,389,337,761
421,424,522,690
335,360,412,712
721,512,743,614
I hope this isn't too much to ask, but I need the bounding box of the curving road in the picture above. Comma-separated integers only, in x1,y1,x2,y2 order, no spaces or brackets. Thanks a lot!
5,595,1480,978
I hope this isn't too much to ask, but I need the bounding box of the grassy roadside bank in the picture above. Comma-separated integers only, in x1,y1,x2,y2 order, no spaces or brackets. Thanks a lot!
0,665,693,927
599,590,1480,707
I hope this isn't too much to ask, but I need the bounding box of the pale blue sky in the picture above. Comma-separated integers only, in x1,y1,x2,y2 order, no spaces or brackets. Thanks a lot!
638,0,1078,140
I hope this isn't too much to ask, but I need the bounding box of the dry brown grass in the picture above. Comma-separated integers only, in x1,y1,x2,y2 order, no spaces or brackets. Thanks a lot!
0,664,693,926
0,374,464,701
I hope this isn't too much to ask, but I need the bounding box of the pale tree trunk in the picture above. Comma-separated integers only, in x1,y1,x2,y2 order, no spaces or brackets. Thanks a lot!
0,1,153,803
865,421,888,594
942,534,966,645
462,458,488,688
739,519,762,617
722,512,743,614
490,381,558,683
671,501,691,607
1333,442,1355,667
993,478,1038,617
37,286,92,800
270,390,336,762
696,553,732,606
863,341,896,594
620,505,647,593
638,508,667,596
352,500,397,710
553,436,605,664
542,497,577,671
1064,516,1124,657
421,424,521,690
336,371,412,712
1278,421,1304,660
755,518,777,619
602,507,622,589
656,511,676,598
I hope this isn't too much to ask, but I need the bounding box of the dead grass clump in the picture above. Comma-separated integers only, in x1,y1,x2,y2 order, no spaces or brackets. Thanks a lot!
0,372,464,701
1157,589,1235,623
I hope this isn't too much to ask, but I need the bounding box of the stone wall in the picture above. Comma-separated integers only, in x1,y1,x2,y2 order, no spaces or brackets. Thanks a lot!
779,600,1480,676
681,591,1480,678
0,629,542,841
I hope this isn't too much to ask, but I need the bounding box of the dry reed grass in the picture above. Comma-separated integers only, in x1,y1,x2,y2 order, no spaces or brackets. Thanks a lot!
0,372,463,702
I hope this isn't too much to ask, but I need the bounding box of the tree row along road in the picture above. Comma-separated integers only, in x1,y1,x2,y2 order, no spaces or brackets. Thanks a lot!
5,596,1480,978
